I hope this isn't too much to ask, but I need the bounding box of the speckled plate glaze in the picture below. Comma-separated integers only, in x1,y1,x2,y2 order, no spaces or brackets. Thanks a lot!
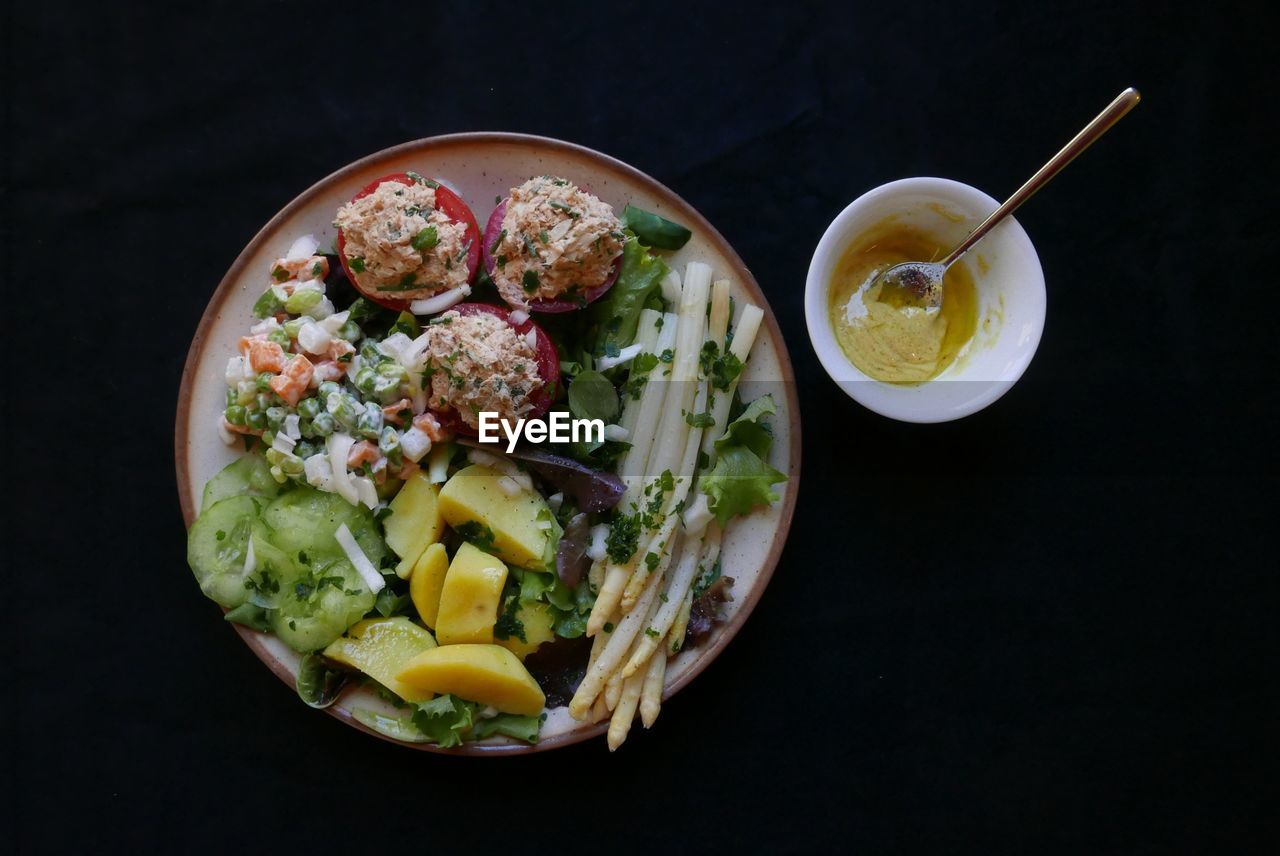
175,133,801,754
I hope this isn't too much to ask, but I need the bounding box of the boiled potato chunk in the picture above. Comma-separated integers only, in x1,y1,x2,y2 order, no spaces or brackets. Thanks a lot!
395,644,546,716
435,542,508,645
438,464,555,571
496,601,556,661
322,617,437,703
385,473,443,578
409,542,449,629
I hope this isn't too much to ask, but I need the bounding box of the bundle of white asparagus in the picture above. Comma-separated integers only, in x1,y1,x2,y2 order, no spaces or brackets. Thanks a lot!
570,261,765,749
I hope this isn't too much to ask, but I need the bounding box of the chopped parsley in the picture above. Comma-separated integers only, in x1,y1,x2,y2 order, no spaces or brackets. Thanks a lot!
684,410,715,428
605,513,641,564
454,520,497,551
411,226,439,252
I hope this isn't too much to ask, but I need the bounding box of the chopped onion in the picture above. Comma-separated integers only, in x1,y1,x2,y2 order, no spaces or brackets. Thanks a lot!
283,414,301,440
319,310,350,336
410,284,471,316
547,492,564,513
467,447,504,471
400,332,432,370
535,519,552,530
298,321,332,355
400,427,432,463
509,309,530,325
225,356,251,384
326,433,359,506
354,476,378,510
378,332,413,362
335,523,385,594
311,296,335,320
242,534,256,576
596,343,642,371
271,432,296,454
524,330,537,350
603,424,629,441
304,453,333,489
250,316,282,336
286,234,320,260
427,444,451,484
587,524,610,562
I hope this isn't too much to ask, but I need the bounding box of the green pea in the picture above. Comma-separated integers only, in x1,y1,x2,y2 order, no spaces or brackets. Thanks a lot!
225,405,247,426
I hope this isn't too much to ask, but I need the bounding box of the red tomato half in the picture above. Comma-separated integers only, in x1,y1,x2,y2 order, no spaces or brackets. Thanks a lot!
429,302,560,436
336,172,481,311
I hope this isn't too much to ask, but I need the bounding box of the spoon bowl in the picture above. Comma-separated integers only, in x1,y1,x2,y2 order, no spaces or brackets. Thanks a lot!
871,87,1140,311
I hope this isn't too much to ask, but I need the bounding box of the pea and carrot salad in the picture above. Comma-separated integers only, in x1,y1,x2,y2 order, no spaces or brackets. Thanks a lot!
187,171,787,749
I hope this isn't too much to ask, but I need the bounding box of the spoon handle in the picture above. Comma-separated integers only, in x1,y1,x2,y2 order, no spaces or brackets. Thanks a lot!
941,87,1141,268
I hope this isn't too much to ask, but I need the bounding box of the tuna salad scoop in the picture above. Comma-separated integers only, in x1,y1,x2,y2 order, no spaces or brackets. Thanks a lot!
335,179,473,302
485,177,625,310
423,309,543,430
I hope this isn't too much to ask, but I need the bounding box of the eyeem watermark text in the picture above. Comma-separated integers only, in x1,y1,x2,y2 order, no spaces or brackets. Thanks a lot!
477,412,604,452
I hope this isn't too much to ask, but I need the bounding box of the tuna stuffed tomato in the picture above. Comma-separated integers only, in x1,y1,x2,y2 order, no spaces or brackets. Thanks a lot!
336,172,482,312
483,176,626,312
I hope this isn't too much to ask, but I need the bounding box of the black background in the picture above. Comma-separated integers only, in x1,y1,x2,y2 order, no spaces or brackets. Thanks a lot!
7,0,1277,852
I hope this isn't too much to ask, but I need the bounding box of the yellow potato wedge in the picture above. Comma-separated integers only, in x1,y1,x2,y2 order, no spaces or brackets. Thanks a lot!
496,600,556,661
435,542,508,645
395,644,546,716
438,464,555,570
386,473,443,578
322,617,437,703
409,542,449,629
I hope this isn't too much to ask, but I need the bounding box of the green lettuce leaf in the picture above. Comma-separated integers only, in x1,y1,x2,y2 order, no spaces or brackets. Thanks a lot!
472,713,544,743
699,394,786,525
587,237,669,356
715,394,777,458
410,695,478,748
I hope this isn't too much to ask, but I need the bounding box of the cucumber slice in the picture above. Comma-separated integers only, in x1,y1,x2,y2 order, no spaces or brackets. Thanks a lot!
262,486,389,569
201,454,282,512
187,495,263,608
271,558,376,651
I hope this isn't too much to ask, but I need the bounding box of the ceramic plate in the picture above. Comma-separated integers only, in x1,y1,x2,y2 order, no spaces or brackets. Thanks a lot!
175,133,801,753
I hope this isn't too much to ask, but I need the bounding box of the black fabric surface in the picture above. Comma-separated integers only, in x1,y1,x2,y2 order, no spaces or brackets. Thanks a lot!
7,1,1276,852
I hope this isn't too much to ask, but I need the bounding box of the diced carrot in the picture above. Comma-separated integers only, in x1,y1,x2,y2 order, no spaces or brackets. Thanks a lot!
413,412,447,442
271,255,329,283
269,355,313,406
393,459,420,480
326,339,355,362
247,339,286,373
347,440,381,469
381,398,413,425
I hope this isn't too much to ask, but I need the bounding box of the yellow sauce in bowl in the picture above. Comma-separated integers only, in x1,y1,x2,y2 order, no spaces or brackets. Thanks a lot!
827,220,979,384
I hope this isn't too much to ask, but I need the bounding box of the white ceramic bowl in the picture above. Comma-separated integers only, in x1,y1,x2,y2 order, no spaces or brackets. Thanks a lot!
804,177,1046,423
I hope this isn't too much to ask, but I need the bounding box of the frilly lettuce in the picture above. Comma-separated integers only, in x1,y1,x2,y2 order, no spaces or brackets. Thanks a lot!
698,394,787,525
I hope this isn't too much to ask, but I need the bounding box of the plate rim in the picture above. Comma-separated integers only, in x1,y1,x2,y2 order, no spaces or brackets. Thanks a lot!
174,131,802,755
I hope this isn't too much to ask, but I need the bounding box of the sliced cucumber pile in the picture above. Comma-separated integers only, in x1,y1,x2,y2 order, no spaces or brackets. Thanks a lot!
187,455,388,652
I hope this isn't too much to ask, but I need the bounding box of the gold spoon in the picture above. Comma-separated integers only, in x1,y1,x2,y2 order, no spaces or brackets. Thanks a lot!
877,87,1142,308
